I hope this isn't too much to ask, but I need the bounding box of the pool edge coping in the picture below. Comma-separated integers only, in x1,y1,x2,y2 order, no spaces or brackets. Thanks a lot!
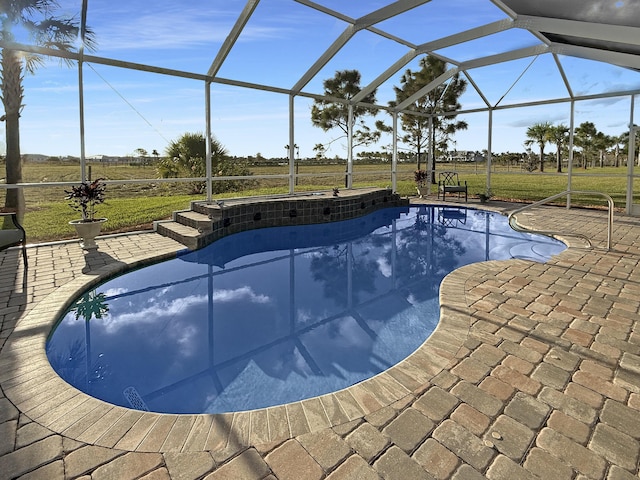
0,204,573,454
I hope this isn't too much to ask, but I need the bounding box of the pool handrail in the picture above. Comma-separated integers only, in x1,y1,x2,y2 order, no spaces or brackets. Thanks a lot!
507,190,614,251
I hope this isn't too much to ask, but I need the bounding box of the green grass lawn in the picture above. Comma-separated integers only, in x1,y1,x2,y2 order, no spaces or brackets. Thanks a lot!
2,161,638,243
25,195,201,242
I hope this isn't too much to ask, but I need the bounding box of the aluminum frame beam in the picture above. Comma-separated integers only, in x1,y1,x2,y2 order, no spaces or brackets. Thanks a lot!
392,45,549,113
354,19,515,105
355,0,432,29
394,68,458,112
291,25,357,94
461,44,549,71
292,0,430,93
208,0,261,77
551,43,640,71
416,19,515,56
514,15,640,48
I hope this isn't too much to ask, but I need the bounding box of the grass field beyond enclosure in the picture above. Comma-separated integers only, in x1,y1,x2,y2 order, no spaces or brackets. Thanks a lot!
1,161,638,243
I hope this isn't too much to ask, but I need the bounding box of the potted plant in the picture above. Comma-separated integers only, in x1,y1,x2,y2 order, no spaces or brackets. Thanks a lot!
65,178,107,250
414,170,429,198
477,190,493,203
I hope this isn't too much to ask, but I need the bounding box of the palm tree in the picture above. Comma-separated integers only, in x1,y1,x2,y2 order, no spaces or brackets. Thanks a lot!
165,132,222,194
611,134,624,168
313,143,326,161
70,290,109,391
574,122,599,169
548,124,569,173
1,0,95,221
525,122,552,172
619,126,640,167
594,133,614,168
162,132,254,195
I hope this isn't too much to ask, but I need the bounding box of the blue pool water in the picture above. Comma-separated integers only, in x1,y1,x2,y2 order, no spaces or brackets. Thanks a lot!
46,205,565,414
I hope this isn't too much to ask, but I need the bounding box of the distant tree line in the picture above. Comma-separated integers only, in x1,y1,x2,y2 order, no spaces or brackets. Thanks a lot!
525,121,640,172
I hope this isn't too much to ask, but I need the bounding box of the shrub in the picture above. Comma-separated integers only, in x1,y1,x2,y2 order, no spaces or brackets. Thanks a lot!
161,132,255,194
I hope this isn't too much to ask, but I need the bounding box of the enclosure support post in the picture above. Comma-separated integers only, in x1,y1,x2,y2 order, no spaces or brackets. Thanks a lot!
78,0,89,182
391,112,398,192
205,81,212,203
626,95,636,215
427,116,433,195
486,108,493,194
347,105,354,189
347,243,353,309
289,249,296,332
567,100,575,209
391,219,397,288
289,95,296,195
208,265,214,368
78,60,86,182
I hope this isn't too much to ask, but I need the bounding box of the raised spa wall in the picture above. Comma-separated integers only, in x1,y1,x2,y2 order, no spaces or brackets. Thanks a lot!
154,188,408,250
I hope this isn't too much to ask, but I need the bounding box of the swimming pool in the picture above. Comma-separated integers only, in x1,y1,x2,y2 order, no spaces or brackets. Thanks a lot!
46,205,565,414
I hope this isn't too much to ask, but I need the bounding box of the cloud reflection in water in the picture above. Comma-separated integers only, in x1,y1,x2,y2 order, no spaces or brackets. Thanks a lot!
47,206,565,413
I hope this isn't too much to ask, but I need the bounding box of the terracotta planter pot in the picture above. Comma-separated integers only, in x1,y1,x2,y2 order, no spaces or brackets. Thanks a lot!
69,218,107,250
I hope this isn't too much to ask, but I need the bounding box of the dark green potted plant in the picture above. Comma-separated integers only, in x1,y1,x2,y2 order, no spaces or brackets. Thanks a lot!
65,178,107,249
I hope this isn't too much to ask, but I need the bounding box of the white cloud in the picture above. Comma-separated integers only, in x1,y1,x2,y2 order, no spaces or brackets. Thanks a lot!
103,294,207,333
211,286,271,304
102,285,269,334
103,287,129,297
173,324,199,356
376,256,392,277
87,4,294,53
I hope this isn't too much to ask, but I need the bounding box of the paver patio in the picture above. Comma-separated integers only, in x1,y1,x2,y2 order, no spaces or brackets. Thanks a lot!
0,198,639,479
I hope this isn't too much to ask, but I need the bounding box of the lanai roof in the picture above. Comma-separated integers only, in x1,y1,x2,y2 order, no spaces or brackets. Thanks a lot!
10,0,640,104
4,0,640,157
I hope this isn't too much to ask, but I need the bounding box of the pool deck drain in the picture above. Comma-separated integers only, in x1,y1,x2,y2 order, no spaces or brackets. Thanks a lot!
0,198,639,479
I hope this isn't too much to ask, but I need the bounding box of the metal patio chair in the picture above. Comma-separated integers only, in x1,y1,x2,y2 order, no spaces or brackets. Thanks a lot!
0,212,28,268
438,171,468,202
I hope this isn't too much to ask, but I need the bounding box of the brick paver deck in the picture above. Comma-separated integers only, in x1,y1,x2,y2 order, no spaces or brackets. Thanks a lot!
1,199,639,479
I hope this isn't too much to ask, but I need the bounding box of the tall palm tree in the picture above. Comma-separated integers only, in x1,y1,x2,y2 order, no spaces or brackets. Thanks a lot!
619,125,640,167
574,122,599,169
611,134,624,168
594,132,614,168
525,122,552,173
1,0,94,221
548,124,569,173
70,290,109,391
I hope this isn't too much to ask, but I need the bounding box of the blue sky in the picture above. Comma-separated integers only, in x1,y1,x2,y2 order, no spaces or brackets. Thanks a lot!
9,0,640,159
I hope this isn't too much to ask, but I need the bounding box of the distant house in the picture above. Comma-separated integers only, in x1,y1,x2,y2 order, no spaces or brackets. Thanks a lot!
89,155,122,163
441,150,485,163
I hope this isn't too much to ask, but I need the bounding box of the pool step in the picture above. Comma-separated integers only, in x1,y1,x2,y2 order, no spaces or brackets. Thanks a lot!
153,207,217,250
154,220,201,250
175,210,214,233
191,202,224,220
